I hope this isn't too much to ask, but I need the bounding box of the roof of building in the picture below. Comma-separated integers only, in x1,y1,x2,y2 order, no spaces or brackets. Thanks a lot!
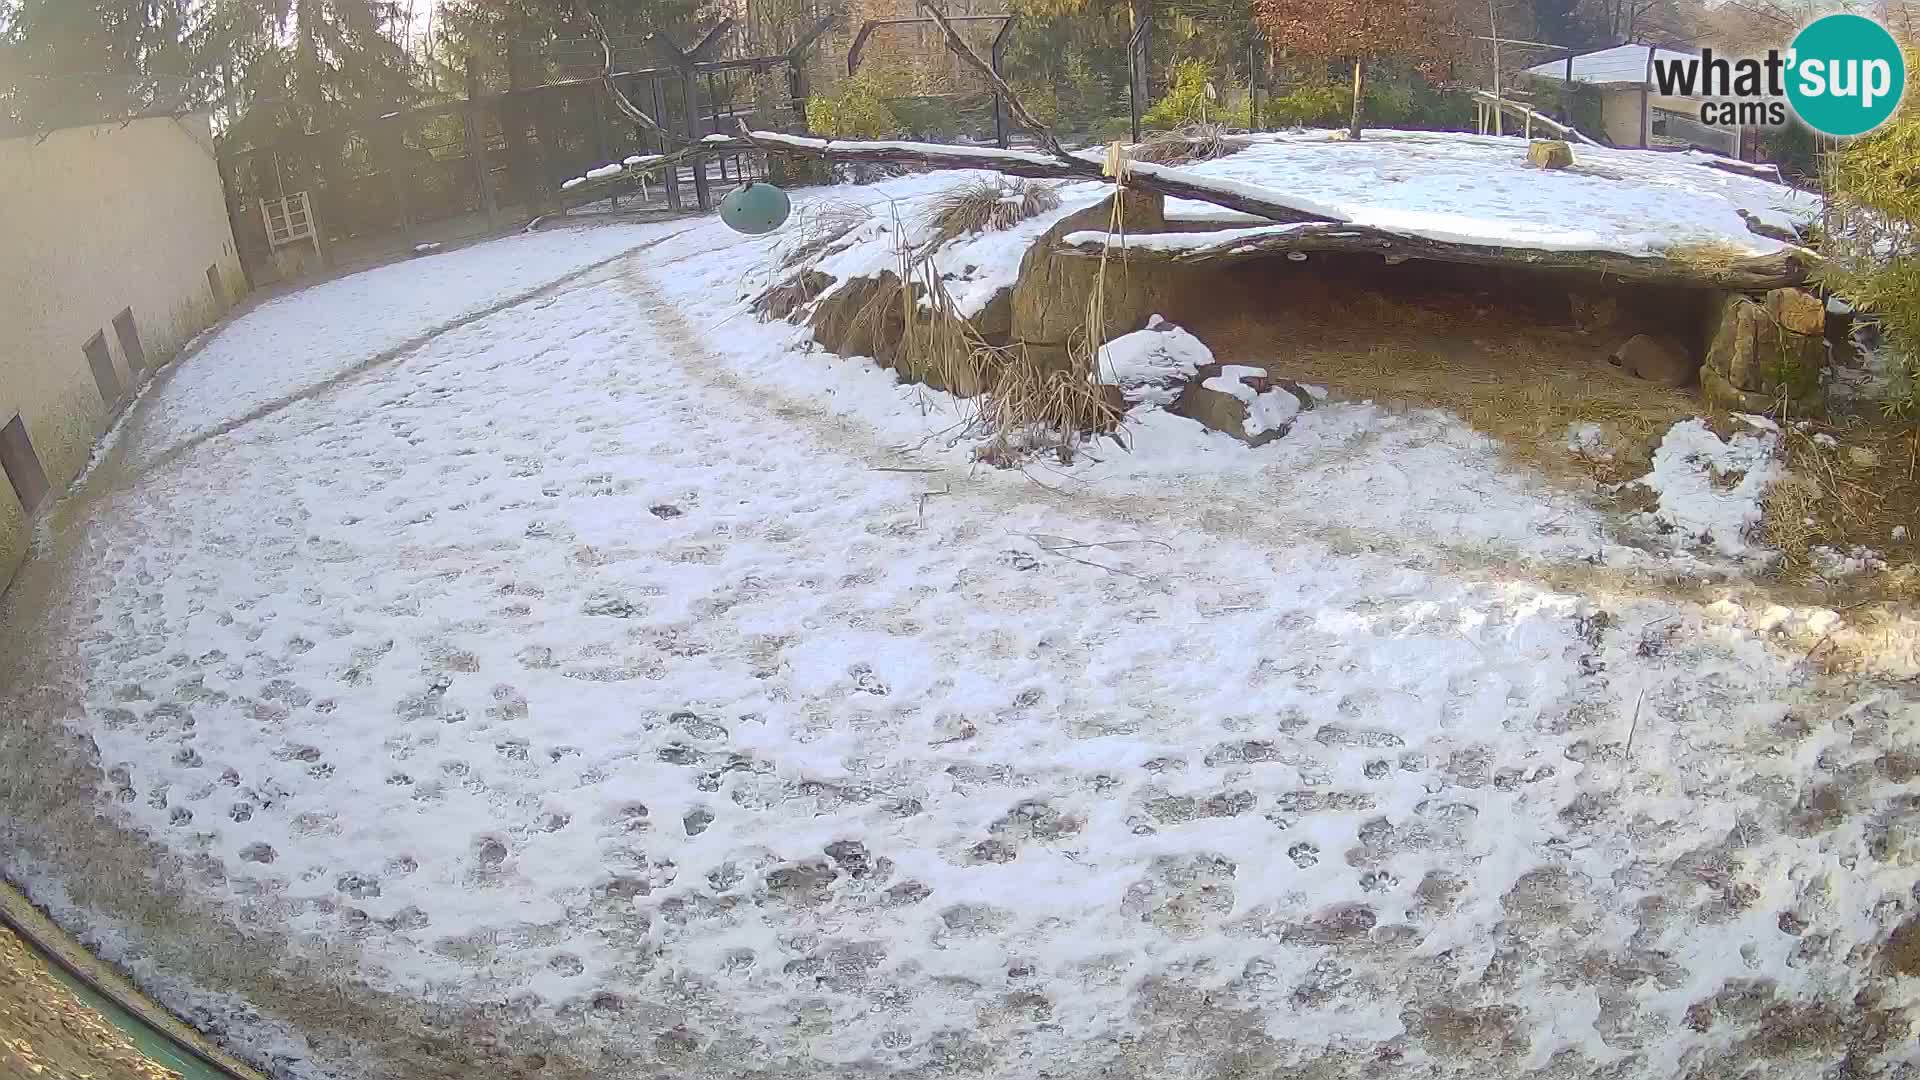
1525,44,1699,87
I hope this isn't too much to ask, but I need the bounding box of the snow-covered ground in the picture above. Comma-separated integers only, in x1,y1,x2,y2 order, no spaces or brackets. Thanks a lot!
122,220,691,470
3,151,1916,1080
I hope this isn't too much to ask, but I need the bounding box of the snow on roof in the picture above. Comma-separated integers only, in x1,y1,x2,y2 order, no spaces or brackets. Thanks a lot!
786,130,1816,324
1159,130,1814,258
1526,43,1698,87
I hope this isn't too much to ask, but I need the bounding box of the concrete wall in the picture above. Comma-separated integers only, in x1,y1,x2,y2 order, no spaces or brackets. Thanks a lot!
1599,88,1648,147
0,113,244,589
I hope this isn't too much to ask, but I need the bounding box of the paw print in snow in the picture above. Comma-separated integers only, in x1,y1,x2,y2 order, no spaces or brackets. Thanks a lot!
848,664,888,696
1360,869,1398,893
999,550,1040,572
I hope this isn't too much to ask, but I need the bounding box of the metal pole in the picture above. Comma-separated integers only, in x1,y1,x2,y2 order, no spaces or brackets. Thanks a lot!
1247,36,1259,132
682,66,709,209
787,59,808,134
991,19,1012,148
710,74,727,181
1641,45,1653,147
1129,62,1139,143
1488,0,1502,136
654,77,681,210
1563,48,1574,125
1128,12,1149,143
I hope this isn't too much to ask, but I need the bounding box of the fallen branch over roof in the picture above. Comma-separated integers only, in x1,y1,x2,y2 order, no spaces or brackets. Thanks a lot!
730,130,1342,223
1056,223,1816,290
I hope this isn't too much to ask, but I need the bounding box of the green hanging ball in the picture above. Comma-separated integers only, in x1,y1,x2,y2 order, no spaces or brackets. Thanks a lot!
719,182,791,235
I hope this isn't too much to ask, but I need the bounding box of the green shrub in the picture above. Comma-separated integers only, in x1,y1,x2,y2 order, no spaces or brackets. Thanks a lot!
1088,114,1136,143
1264,74,1470,132
1143,58,1217,130
1762,121,1819,181
1266,80,1349,128
806,76,900,139
889,95,968,142
1819,94,1920,417
1011,80,1060,127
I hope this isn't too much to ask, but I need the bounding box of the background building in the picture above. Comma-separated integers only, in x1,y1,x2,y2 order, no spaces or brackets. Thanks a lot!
1525,43,1746,155
0,111,244,590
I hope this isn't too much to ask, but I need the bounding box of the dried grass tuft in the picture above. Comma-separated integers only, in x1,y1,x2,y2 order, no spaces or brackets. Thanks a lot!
781,199,874,269
922,178,1061,249
1661,239,1757,276
751,269,835,322
1758,420,1920,587
824,197,1125,463
1132,122,1252,165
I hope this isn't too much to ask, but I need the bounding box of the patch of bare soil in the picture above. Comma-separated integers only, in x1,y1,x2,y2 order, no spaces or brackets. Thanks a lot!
1763,419,1920,590
0,927,178,1080
1884,912,1920,976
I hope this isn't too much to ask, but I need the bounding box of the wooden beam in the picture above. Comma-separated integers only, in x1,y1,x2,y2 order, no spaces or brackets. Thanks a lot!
1053,223,1815,290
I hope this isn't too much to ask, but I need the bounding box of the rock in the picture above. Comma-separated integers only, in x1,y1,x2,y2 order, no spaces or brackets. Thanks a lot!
1526,140,1574,169
1701,367,1777,414
1173,363,1313,446
971,287,1014,343
809,273,900,360
1767,287,1826,336
1097,315,1212,406
804,272,986,397
751,270,834,321
1848,446,1881,469
1706,292,1765,391
1609,333,1696,387
1705,290,1825,409
1010,189,1168,363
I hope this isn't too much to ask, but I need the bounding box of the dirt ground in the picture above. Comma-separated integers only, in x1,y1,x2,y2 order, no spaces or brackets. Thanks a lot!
0,926,179,1080
1157,251,1920,602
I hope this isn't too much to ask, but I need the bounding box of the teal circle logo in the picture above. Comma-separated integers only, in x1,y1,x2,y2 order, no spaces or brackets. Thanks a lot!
1786,13,1905,137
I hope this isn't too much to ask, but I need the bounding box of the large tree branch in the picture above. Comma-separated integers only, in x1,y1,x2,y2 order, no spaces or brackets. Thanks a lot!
1053,221,1815,289
729,127,1342,223
572,0,681,144
913,0,1071,165
571,125,1343,226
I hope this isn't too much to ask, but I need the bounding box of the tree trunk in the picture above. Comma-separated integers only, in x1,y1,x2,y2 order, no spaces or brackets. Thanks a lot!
1052,222,1815,291
727,130,1341,223
1348,58,1364,140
